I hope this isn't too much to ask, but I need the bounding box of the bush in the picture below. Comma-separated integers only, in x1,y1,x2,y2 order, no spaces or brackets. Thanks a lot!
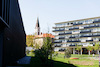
34,37,54,65
26,49,30,55
29,49,34,56
65,49,71,58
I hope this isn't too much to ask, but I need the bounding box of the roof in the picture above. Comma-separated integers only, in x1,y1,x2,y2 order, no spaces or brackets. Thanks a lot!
55,16,100,24
35,33,55,38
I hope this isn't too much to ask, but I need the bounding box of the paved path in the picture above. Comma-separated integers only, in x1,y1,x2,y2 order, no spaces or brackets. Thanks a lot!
17,56,31,64
7,56,31,67
6,66,23,67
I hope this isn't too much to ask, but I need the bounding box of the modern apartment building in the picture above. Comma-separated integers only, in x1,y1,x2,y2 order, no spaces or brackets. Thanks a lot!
53,17,100,54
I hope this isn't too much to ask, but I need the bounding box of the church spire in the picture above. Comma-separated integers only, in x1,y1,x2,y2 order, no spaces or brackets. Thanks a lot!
35,17,40,28
35,17,40,35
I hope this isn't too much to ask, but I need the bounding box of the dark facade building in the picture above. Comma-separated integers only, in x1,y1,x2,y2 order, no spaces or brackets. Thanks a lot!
0,0,26,67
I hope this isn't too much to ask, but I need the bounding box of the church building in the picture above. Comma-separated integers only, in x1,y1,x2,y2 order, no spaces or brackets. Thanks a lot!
35,18,40,35
34,18,54,49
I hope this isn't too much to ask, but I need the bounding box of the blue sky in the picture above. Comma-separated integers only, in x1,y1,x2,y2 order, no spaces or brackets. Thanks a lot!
18,0,100,35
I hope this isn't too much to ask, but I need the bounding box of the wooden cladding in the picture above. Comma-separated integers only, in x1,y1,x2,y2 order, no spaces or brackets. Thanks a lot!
1,0,10,24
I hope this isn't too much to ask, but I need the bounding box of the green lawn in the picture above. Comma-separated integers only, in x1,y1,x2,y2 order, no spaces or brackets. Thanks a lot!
53,54,99,67
17,53,99,67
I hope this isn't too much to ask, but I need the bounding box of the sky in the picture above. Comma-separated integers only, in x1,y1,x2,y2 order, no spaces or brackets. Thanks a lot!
18,0,100,35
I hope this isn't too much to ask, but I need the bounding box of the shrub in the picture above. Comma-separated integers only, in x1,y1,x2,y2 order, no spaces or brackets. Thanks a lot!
65,49,71,58
26,49,30,55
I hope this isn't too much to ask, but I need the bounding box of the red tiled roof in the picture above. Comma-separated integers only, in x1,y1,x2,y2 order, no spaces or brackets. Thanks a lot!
35,33,55,38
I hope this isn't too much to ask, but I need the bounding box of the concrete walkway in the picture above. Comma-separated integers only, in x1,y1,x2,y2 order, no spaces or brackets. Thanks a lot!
6,66,23,67
17,56,31,64
7,56,31,67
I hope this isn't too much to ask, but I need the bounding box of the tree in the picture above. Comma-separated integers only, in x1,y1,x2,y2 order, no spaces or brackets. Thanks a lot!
41,37,54,60
94,42,100,54
26,49,30,55
30,49,34,56
86,45,93,55
34,43,40,49
26,35,34,47
65,49,71,58
34,37,54,64
76,45,81,55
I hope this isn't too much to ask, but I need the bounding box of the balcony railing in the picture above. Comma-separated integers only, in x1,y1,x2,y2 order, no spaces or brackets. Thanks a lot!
80,35,100,38
86,40,93,42
53,41,62,43
80,30,91,33
69,37,76,38
67,40,81,42
69,45,75,46
93,20,100,23
73,23,83,25
80,35,92,37
84,25,100,29
59,37,65,39
54,45,62,47
69,27,79,30
59,49,65,51
59,32,72,35
53,29,65,32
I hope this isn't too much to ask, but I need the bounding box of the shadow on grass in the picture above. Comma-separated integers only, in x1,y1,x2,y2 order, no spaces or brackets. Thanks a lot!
22,57,77,67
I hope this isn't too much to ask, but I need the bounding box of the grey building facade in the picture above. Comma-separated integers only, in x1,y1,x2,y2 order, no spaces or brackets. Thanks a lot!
0,0,26,67
53,17,100,54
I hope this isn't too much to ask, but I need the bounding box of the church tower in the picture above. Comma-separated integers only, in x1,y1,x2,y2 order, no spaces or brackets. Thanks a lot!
35,18,40,35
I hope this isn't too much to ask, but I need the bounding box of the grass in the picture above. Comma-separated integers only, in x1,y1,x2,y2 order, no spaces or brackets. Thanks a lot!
52,54,99,67
16,53,99,67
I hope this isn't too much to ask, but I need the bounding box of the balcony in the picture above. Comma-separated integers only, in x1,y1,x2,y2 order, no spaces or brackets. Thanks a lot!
92,35,100,37
80,34,100,38
59,33,65,35
59,37,65,39
84,25,100,29
59,49,65,52
59,32,72,35
53,29,65,32
67,40,81,42
69,27,79,30
54,45,62,47
86,40,93,42
93,20,100,23
73,23,82,26
69,37,76,38
69,45,75,46
53,41,62,43
80,35,91,37
80,30,91,33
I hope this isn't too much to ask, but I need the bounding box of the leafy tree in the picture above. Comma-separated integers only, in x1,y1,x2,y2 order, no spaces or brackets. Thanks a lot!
34,43,40,49
94,42,100,54
41,37,54,60
54,51,58,57
26,49,30,55
34,37,54,64
26,35,34,47
65,49,71,58
76,45,81,55
30,49,34,56
86,45,93,55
